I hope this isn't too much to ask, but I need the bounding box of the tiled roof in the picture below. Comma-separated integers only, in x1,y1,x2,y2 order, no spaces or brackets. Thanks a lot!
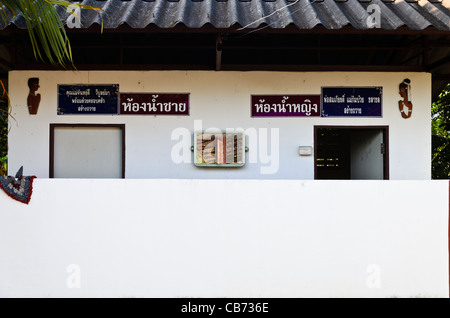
2,0,450,31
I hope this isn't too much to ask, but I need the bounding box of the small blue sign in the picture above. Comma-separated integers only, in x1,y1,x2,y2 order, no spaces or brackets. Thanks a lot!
58,84,119,115
321,87,382,117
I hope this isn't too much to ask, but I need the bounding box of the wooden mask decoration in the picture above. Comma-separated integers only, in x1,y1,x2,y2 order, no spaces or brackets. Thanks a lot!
398,79,412,119
27,77,41,115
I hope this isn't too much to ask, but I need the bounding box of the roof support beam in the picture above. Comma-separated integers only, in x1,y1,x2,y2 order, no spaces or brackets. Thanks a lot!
216,34,223,71
427,55,450,72
433,74,450,81
0,56,12,70
10,64,427,72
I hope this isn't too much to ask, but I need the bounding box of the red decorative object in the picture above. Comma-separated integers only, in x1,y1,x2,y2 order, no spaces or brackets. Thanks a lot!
0,167,36,204
398,79,413,119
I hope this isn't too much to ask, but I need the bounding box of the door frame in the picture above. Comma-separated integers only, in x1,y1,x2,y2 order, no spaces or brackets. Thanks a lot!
314,125,389,180
49,123,126,178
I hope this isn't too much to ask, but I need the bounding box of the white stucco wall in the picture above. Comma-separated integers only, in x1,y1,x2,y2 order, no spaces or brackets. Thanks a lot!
7,70,432,179
0,179,447,298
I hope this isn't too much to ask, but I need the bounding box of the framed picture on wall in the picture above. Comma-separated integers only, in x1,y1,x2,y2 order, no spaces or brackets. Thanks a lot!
194,131,245,167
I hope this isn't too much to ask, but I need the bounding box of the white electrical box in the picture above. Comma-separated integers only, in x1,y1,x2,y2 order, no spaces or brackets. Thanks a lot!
299,146,313,156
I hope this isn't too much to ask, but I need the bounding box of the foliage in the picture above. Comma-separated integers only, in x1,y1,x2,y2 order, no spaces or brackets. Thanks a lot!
0,1,102,176
432,135,450,179
0,0,102,67
432,83,450,179
0,82,8,176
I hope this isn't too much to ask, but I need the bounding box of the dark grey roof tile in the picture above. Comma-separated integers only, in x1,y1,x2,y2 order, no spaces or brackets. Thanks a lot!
1,0,449,31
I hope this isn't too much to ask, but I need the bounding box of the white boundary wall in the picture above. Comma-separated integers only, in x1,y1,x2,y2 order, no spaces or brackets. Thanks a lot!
0,179,448,298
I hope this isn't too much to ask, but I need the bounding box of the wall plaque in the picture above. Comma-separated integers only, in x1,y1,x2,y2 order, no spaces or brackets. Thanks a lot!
321,87,382,117
251,95,320,117
120,93,189,115
194,131,245,167
58,84,119,115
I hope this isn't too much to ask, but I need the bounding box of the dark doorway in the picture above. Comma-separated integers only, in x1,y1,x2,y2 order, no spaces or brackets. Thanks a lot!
314,126,389,180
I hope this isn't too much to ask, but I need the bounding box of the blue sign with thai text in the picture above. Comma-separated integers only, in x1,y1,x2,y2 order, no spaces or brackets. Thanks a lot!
58,84,119,115
321,87,382,117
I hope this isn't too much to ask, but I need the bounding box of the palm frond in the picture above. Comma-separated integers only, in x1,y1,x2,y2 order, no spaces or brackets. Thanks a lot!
0,0,102,68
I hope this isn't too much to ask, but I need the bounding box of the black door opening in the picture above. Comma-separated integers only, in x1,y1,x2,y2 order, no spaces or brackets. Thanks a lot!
314,126,389,180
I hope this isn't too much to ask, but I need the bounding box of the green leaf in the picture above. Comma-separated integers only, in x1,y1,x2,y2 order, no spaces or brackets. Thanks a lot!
0,0,102,68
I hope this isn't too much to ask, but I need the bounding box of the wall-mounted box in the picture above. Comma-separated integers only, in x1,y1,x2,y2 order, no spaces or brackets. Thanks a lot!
299,146,313,156
194,131,245,167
